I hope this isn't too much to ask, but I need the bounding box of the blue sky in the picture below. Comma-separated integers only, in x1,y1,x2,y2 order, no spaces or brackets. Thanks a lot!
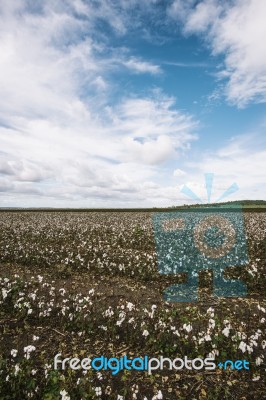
0,0,265,207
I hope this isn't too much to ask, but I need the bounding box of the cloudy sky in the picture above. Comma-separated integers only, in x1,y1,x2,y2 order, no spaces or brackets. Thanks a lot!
0,0,265,207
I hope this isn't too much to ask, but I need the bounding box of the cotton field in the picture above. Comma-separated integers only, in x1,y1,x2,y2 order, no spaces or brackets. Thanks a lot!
0,210,265,399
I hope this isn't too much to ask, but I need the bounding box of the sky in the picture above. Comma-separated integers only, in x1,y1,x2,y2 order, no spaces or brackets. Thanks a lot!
0,0,266,207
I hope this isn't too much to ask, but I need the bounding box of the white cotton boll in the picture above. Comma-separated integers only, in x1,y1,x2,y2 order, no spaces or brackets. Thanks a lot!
255,357,263,366
222,327,230,337
183,323,192,332
11,349,18,357
239,341,247,353
208,319,215,329
60,390,71,400
94,387,102,396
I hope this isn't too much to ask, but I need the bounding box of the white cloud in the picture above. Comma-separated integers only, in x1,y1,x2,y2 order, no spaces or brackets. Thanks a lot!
173,168,186,177
185,133,266,201
123,135,175,164
169,0,266,107
92,76,108,91
182,0,222,34
0,1,197,206
122,57,161,74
